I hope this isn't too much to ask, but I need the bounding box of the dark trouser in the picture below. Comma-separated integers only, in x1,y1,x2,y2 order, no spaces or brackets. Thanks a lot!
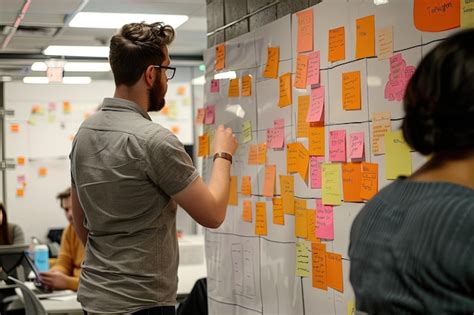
177,278,207,315
83,306,175,315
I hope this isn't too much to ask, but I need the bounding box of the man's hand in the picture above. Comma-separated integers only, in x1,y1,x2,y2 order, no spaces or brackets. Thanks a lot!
213,124,238,156
39,270,68,290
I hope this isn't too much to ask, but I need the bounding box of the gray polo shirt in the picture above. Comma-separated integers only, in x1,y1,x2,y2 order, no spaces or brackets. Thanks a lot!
70,97,199,313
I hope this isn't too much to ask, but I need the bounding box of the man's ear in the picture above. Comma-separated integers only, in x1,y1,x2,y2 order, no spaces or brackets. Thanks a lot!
144,65,155,88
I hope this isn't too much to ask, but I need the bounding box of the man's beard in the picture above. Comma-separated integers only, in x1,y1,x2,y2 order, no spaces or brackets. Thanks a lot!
148,79,166,112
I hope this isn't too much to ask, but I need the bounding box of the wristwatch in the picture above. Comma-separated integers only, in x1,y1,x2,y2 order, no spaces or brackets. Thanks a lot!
213,152,233,164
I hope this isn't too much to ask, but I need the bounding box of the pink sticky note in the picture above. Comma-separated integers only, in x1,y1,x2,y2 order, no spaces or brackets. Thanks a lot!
267,128,275,147
17,175,26,184
384,53,416,102
349,132,364,160
272,119,285,149
307,86,324,122
210,79,220,93
310,156,324,189
329,130,346,162
307,51,320,86
204,105,215,125
316,199,334,240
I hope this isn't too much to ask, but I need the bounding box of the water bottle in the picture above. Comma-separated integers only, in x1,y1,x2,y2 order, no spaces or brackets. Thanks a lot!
27,236,40,261
34,244,49,272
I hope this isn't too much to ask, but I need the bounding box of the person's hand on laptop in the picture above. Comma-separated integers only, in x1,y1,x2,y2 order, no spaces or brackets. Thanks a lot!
40,270,68,290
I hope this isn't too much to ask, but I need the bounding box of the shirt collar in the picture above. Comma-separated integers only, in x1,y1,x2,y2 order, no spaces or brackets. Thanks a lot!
101,97,152,121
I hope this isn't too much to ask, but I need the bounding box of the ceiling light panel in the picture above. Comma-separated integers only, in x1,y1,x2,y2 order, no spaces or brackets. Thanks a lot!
69,12,189,29
43,46,109,57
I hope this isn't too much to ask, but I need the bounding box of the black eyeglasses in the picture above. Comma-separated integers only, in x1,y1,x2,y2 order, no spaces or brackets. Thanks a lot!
153,65,176,80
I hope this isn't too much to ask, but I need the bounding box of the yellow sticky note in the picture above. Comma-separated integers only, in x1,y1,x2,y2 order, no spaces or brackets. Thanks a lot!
308,125,325,156
257,143,267,165
255,202,267,236
228,176,238,205
378,26,393,60
215,44,225,71
278,73,292,108
243,200,252,222
322,163,342,206
347,300,355,315
263,165,276,197
295,55,309,89
384,131,412,179
38,167,48,177
312,242,327,290
307,209,318,242
242,120,253,143
241,75,252,97
296,241,310,277
342,71,361,110
272,197,284,225
198,133,209,157
372,112,391,155
326,252,344,293
263,47,279,79
295,199,307,238
356,15,376,59
280,175,295,215
241,176,252,196
328,26,345,62
461,0,474,28
228,78,240,97
297,95,310,138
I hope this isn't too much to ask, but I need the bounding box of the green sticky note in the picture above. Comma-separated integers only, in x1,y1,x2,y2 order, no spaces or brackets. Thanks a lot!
242,120,252,143
296,240,310,277
384,130,412,180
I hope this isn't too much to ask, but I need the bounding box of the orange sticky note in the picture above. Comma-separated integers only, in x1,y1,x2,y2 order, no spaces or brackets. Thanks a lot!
248,144,259,165
16,188,24,197
263,47,280,79
198,134,209,157
243,200,253,222
257,143,267,165
295,143,309,181
342,71,361,110
297,95,310,138
297,9,313,53
241,75,252,97
287,142,299,174
312,242,327,290
328,26,345,62
241,176,252,196
372,112,392,155
278,73,292,107
414,0,460,32
326,252,344,293
228,78,240,97
295,199,307,238
272,197,284,225
263,165,277,197
361,162,378,200
342,163,363,202
307,209,318,242
295,55,309,89
38,167,48,177
280,175,295,215
228,176,238,205
10,123,20,133
356,15,376,59
308,125,325,156
16,156,26,166
195,108,205,124
215,44,225,71
255,202,267,236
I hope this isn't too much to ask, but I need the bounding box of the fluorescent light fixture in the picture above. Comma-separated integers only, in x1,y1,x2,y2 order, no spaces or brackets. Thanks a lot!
31,62,47,71
43,45,109,57
23,76,91,84
191,75,205,86
214,71,236,80
374,0,389,5
23,77,49,84
69,12,189,29
1,76,12,82
64,62,110,72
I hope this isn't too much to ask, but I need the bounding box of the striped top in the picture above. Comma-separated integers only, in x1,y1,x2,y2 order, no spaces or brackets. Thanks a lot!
349,178,474,314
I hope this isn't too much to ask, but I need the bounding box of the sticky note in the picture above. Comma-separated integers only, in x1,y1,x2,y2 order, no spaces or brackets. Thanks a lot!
326,252,343,293
289,142,309,181
255,202,267,236
328,26,345,62
268,119,285,149
242,120,253,143
384,53,416,102
16,188,25,197
329,130,346,162
297,9,313,53
372,112,391,155
342,71,361,111
361,162,378,200
349,132,364,160
257,143,267,165
295,199,308,238
312,242,327,290
348,300,356,315
63,101,71,113
295,55,309,89
307,51,320,86
228,78,240,97
461,0,474,28
195,108,205,124
16,156,26,166
316,199,334,240
385,130,412,179
297,95,310,138
378,26,393,60
248,144,258,165
241,176,252,196
356,15,376,59
296,241,310,277
287,142,299,174
204,105,215,125
228,176,238,205
210,79,220,93
243,200,252,222
307,209,318,242
278,73,292,107
10,123,20,133
215,44,225,71
38,167,48,177
307,86,325,122
308,126,325,156
322,163,342,205
272,198,284,225
414,0,460,32
241,75,252,97
263,47,279,79
263,165,276,197
280,175,295,215
198,133,209,157
17,175,26,186
310,156,324,189
342,163,362,202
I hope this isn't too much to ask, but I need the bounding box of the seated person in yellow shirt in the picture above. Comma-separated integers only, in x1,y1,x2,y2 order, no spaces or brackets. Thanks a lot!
40,188,85,291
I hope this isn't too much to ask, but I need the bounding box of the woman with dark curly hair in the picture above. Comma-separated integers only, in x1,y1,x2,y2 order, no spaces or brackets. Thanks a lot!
349,29,474,314
0,203,24,245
